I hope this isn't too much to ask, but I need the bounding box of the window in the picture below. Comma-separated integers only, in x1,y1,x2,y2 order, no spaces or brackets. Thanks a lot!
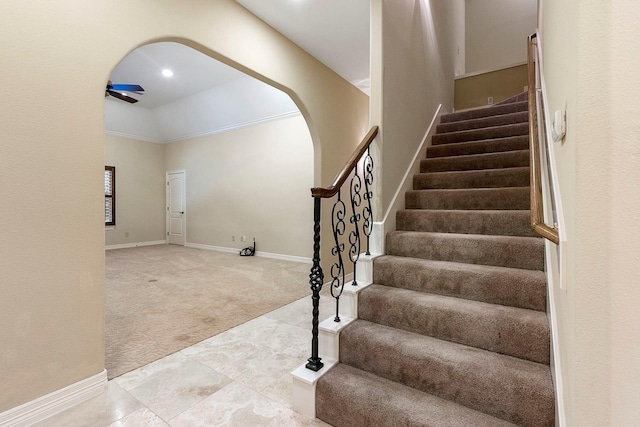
105,166,115,226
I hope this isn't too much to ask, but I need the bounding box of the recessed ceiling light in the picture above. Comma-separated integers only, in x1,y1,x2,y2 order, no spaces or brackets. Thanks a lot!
162,69,174,78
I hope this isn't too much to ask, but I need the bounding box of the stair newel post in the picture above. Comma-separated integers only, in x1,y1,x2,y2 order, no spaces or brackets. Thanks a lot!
362,146,374,255
349,163,362,287
330,189,346,323
306,196,324,372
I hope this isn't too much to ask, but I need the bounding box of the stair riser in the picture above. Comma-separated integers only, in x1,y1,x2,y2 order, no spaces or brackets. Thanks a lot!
437,111,528,134
420,150,529,173
396,210,537,237
432,123,529,145
414,168,530,190
340,321,555,427
406,188,530,210
358,285,550,364
386,231,544,271
427,136,529,158
373,256,547,311
441,101,528,124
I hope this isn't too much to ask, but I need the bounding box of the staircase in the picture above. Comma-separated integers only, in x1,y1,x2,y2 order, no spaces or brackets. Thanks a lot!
315,94,555,426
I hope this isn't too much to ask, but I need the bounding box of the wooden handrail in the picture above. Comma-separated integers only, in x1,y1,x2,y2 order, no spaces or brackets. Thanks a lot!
311,126,379,198
527,34,560,245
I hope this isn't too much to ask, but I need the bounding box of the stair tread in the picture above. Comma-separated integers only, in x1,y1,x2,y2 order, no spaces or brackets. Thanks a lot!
396,209,537,237
359,284,550,363
373,255,546,311
427,135,529,157
437,111,528,134
414,167,530,189
316,363,518,427
420,149,530,172
406,187,530,210
340,320,554,427
432,122,529,145
386,230,544,270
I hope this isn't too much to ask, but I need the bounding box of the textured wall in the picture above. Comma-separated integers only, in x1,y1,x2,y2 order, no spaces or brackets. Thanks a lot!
540,0,640,424
164,115,314,257
104,135,166,246
371,0,463,228
465,0,537,73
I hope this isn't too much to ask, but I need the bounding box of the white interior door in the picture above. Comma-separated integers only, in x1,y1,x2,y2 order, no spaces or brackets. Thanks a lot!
166,170,186,246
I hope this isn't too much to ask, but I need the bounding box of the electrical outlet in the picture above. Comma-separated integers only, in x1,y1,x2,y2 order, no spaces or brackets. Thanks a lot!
241,236,246,242
487,96,494,105
232,235,235,241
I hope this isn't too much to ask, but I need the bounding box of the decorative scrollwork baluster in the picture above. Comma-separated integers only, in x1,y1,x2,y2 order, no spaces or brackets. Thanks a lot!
362,147,374,255
349,165,362,286
306,197,324,372
330,189,346,322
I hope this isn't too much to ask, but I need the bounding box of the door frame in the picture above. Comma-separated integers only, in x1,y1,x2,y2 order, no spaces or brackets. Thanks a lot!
166,169,186,245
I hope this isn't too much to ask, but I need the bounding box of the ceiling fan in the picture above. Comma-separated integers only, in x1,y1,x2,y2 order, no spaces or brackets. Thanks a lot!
105,80,145,104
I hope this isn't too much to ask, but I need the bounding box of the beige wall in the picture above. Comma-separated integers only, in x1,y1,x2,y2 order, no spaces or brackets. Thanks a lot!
372,0,462,224
165,116,313,257
465,0,537,73
540,0,640,424
104,135,166,246
454,64,528,110
0,0,367,412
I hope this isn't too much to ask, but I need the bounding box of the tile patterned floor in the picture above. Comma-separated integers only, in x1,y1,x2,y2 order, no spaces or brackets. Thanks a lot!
36,295,335,426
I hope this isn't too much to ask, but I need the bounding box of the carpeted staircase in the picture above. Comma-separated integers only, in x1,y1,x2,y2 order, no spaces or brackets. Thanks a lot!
315,94,555,426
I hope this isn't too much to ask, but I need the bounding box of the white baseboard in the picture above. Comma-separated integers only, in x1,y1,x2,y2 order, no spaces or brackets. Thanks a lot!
185,242,311,264
0,370,107,427
105,240,166,250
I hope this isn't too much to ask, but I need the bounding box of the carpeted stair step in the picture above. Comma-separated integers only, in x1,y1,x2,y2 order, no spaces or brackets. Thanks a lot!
427,136,529,158
386,231,544,270
316,363,517,427
406,187,530,210
339,320,555,427
436,111,528,134
358,284,550,363
413,167,530,189
441,101,528,124
396,209,536,237
432,122,529,145
420,149,529,172
373,255,546,311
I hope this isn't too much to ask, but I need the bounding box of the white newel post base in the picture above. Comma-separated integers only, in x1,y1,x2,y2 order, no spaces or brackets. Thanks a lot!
291,253,380,419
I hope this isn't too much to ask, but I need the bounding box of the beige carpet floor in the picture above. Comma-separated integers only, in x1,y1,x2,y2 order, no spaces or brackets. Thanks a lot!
105,245,311,379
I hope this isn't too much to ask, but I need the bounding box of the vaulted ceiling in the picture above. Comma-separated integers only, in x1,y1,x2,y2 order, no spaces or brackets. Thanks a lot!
105,1,370,143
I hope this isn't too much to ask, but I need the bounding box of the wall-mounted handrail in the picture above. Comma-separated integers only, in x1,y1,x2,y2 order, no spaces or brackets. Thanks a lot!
311,126,379,198
527,34,560,245
306,125,378,372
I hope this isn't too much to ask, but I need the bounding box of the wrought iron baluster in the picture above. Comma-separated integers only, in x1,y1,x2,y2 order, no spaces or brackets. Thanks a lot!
330,189,346,322
349,165,362,286
306,197,324,372
305,126,378,372
362,146,374,255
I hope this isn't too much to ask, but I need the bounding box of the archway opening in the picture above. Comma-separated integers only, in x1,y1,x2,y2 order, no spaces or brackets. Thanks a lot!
103,41,315,379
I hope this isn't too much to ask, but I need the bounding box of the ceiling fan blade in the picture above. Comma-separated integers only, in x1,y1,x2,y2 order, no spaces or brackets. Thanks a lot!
107,90,138,104
110,84,144,92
